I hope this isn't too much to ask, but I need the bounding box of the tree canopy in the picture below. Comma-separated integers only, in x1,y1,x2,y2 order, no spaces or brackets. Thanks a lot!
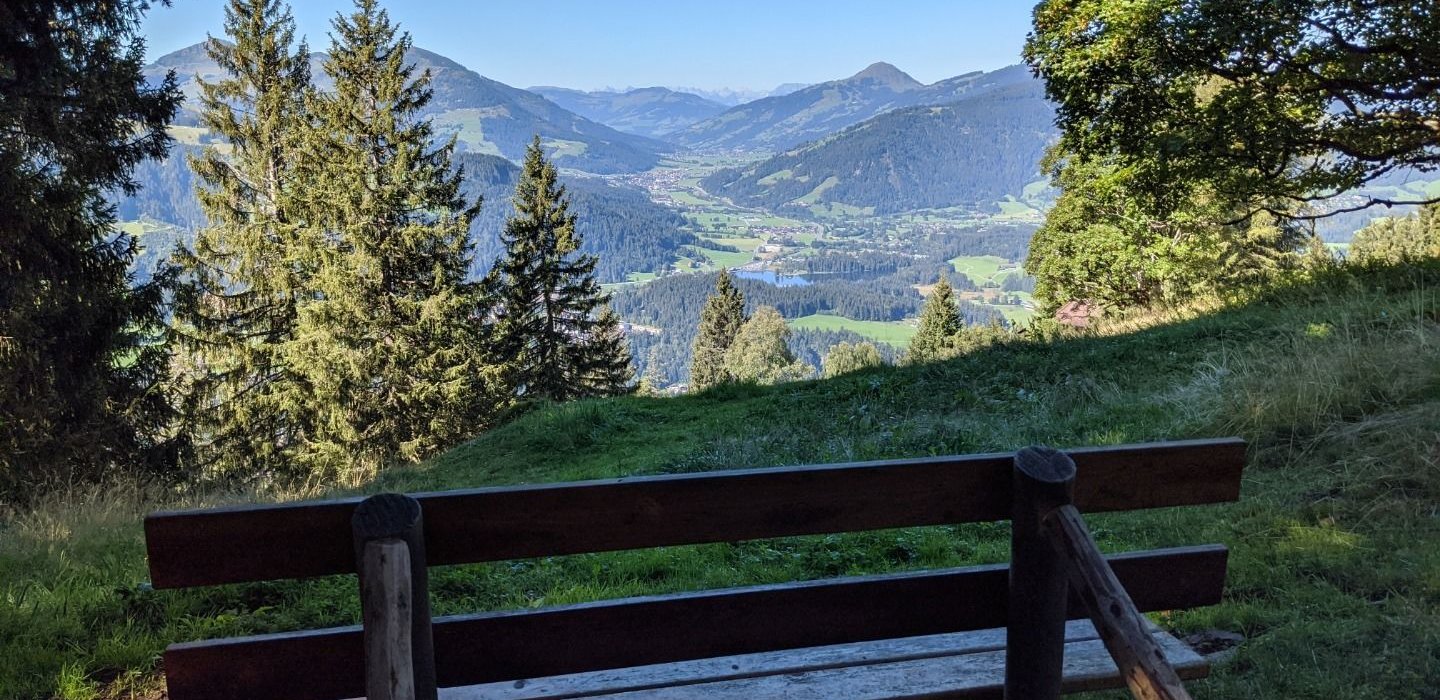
169,0,315,480
1,0,181,499
1026,0,1440,219
487,137,632,402
906,278,962,365
723,306,814,385
822,341,886,378
689,270,747,391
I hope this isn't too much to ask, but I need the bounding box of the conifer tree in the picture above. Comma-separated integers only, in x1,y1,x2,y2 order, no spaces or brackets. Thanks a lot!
170,0,314,479
0,0,181,499
689,269,747,390
579,307,635,397
488,137,629,401
906,277,961,365
637,346,667,396
288,0,504,478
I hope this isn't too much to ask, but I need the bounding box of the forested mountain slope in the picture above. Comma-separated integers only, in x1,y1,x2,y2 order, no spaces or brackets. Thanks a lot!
117,150,694,283
527,86,728,139
456,153,696,281
145,43,671,173
702,81,1056,214
673,63,1035,152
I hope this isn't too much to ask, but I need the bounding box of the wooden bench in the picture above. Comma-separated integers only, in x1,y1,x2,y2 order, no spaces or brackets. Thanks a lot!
144,438,1246,700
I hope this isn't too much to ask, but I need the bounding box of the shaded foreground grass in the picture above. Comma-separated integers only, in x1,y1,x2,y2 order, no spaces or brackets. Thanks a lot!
3,268,1438,699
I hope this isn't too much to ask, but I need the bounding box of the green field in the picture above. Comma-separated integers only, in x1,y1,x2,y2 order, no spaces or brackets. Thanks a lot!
542,138,588,159
1021,179,1051,200
756,168,795,185
668,190,709,206
432,109,504,156
686,244,753,269
788,314,916,347
987,303,1035,325
808,201,874,218
949,255,1017,287
995,197,1042,219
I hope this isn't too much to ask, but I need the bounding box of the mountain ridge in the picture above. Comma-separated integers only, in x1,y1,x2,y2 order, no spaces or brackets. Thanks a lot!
144,41,669,173
525,85,727,139
674,63,1036,152
701,78,1056,215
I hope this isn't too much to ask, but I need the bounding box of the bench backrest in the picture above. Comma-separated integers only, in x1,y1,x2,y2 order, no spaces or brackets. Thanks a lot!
145,438,1246,700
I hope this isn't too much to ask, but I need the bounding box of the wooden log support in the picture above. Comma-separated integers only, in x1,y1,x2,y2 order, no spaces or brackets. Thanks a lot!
1006,446,1076,700
353,494,437,700
1045,504,1194,700
362,539,415,700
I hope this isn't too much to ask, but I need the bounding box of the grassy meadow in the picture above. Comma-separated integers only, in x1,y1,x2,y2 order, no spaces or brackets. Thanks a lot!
789,313,917,347
2,266,1438,699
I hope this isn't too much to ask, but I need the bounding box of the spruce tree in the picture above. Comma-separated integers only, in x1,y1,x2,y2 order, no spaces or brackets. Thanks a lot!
488,137,629,401
289,0,505,478
906,277,961,365
689,269,747,390
170,0,314,480
0,0,181,499
580,307,635,397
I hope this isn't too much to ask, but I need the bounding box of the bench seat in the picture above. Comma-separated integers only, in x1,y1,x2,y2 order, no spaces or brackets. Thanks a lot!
443,620,1207,700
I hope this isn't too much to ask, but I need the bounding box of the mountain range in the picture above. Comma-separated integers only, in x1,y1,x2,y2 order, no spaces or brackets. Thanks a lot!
673,63,1037,152
701,79,1057,215
145,42,671,174
666,83,811,106
526,86,728,139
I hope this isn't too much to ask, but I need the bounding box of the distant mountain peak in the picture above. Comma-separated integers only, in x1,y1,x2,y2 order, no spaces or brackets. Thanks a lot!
848,62,921,89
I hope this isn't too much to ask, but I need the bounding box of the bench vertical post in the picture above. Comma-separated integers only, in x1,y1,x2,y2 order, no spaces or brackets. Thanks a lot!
1006,446,1076,700
353,494,437,700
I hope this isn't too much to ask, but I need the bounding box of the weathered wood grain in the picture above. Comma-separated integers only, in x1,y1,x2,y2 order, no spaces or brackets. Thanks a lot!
438,622,1206,700
1007,446,1078,699
361,539,415,700
353,494,437,700
1046,505,1195,700
146,438,1246,588
162,546,1226,700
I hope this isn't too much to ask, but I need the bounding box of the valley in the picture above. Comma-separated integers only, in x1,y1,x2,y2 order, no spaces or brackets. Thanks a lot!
612,154,1039,313
121,44,1060,389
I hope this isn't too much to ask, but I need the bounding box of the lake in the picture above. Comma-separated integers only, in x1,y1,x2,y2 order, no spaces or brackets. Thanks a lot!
733,269,812,287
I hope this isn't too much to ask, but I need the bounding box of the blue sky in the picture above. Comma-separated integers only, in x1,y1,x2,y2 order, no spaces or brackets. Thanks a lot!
142,1,1034,91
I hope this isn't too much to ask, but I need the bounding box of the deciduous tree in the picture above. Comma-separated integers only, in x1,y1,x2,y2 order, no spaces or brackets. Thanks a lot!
723,306,813,385
1026,0,1440,219
822,341,886,378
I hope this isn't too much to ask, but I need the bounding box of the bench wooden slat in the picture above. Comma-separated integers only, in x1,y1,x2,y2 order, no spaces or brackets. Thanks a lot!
441,620,1207,700
146,438,1245,588
163,545,1226,700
